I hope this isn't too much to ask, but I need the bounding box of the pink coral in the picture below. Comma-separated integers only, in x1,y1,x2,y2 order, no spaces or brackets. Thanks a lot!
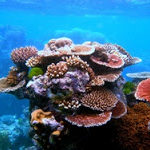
90,54,124,69
11,46,38,64
65,111,112,127
135,78,150,102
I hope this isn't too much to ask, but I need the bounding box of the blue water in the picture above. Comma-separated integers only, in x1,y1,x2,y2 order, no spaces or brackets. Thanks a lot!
1,0,150,114
0,0,150,149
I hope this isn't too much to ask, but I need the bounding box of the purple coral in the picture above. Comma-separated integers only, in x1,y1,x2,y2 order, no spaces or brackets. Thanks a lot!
49,69,90,93
26,75,48,97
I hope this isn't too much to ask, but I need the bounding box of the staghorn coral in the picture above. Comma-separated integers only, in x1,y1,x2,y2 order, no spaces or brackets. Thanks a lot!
135,78,150,102
80,87,118,111
113,102,150,150
11,46,38,64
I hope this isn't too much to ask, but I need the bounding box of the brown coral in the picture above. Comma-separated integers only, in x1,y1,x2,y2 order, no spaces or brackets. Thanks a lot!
11,46,38,64
65,111,112,127
0,77,25,93
113,102,150,150
99,69,121,82
26,56,42,67
46,61,68,78
80,87,118,111
6,67,26,86
135,78,150,102
63,55,95,79
88,76,105,86
30,109,53,124
44,37,73,51
6,67,19,86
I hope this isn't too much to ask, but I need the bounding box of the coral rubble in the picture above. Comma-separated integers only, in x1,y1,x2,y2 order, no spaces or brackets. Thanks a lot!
0,37,141,149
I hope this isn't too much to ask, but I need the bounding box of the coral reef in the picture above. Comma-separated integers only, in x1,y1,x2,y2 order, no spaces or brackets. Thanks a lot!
0,37,141,149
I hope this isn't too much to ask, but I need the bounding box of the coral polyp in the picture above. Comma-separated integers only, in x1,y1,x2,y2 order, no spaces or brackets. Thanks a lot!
0,37,141,149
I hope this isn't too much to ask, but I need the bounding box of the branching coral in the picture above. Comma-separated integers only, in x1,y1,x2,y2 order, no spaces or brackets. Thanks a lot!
46,61,68,78
26,56,42,68
11,46,38,64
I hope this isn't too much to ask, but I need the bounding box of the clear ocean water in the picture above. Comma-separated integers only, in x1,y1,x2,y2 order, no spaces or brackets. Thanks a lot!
0,0,150,149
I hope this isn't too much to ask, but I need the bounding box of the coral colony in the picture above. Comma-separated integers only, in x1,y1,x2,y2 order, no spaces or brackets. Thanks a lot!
0,37,142,149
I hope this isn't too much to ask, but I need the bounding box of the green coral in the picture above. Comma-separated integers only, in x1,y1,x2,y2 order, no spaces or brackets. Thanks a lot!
0,131,11,150
123,81,135,95
28,67,44,79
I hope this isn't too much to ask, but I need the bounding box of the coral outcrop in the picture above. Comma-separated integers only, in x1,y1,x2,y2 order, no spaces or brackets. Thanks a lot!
0,37,141,149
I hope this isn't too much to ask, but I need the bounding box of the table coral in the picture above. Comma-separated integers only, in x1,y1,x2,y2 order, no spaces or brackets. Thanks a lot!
0,37,141,149
135,78,150,102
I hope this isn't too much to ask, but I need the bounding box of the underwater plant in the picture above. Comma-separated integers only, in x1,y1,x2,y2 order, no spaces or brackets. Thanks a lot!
123,81,135,95
28,67,44,79
0,37,141,149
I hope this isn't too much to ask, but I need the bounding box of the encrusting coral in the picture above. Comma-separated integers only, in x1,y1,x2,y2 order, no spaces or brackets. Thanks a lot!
0,37,142,149
113,102,150,150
